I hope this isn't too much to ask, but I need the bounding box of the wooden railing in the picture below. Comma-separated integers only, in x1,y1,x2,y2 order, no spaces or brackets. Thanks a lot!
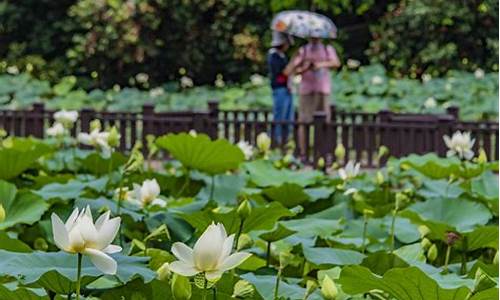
0,102,497,167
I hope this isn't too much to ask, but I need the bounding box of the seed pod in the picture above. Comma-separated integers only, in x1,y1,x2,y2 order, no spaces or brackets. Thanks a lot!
418,225,431,238
232,280,254,299
420,238,432,250
157,262,171,281
0,204,5,222
445,231,461,246
321,275,338,300
171,274,192,300
427,244,438,262
237,200,252,219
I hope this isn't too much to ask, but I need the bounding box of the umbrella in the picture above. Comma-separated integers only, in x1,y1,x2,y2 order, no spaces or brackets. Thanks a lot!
271,10,337,39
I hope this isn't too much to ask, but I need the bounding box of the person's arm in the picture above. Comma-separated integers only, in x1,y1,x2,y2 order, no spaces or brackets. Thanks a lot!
314,45,341,69
283,48,313,75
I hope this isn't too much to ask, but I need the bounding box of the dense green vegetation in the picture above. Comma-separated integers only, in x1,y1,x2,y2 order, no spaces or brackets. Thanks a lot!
0,128,497,299
1,64,497,120
1,0,497,88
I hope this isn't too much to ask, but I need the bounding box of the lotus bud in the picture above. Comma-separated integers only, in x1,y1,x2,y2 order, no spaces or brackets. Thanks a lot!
418,225,431,238
107,126,120,147
232,280,254,299
321,275,338,300
157,262,171,281
376,171,384,184
420,238,432,250
237,200,252,219
0,204,5,222
427,244,438,262
334,144,346,162
34,237,48,251
283,153,293,164
377,145,389,159
305,280,318,298
237,233,253,250
477,148,488,164
445,231,461,246
188,129,197,137
256,132,271,152
494,251,499,265
395,193,408,210
363,209,374,218
90,119,101,131
171,274,192,300
317,157,325,169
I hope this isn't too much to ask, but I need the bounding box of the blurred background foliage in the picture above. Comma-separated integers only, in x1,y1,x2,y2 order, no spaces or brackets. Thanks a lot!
0,0,498,89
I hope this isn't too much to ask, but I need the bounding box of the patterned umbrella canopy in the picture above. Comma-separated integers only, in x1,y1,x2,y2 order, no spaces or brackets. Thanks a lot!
271,10,337,39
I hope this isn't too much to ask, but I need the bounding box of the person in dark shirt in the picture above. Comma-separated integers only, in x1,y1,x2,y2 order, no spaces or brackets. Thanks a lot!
267,31,294,143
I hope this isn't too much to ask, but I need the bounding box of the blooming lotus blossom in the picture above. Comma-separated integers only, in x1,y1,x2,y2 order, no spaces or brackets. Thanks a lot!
346,59,360,69
474,68,485,79
250,74,265,86
421,74,432,83
424,97,437,109
371,75,383,85
237,141,254,160
78,129,112,157
129,179,165,207
180,76,193,89
46,122,66,137
54,110,78,128
169,223,251,282
51,206,121,274
338,160,360,180
443,131,475,160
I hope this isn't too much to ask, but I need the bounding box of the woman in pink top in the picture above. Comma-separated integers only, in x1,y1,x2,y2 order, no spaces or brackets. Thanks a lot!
286,38,341,155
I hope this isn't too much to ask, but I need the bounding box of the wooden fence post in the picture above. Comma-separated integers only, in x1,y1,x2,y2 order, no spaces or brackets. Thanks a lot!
437,116,455,156
142,103,155,152
80,107,95,134
446,106,460,120
378,109,392,165
207,100,219,140
29,102,45,138
313,112,328,168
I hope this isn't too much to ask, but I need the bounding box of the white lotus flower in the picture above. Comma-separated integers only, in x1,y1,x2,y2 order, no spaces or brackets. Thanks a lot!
169,223,251,282
189,129,197,137
54,110,78,128
474,68,485,79
346,59,360,69
338,160,360,180
78,129,111,157
371,75,383,85
46,122,66,137
424,97,437,109
51,206,121,275
256,132,271,152
421,74,432,83
237,141,254,160
180,76,194,89
149,87,165,98
250,74,265,86
129,179,165,207
443,131,475,160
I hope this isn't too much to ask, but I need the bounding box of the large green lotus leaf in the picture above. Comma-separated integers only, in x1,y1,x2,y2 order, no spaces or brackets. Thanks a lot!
100,279,171,300
281,218,343,238
399,154,461,179
240,273,309,300
195,172,247,205
339,266,470,300
156,133,244,175
0,137,53,180
0,180,48,230
35,176,108,201
470,172,499,214
258,223,297,242
470,288,499,300
304,186,335,201
243,160,322,187
361,251,410,275
243,201,295,233
79,151,128,175
0,282,47,300
401,197,491,238
0,250,155,286
303,247,365,266
0,232,32,252
263,183,310,208
76,197,143,222
460,226,498,251
419,179,464,199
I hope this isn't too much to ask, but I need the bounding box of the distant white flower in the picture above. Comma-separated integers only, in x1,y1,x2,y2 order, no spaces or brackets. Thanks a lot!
129,179,165,207
474,68,485,79
344,188,358,195
54,110,78,128
46,122,66,137
51,206,121,274
250,74,265,86
338,160,360,180
169,222,251,282
149,87,165,98
346,59,360,69
256,132,271,152
443,131,475,160
6,66,19,75
215,78,225,88
189,129,197,137
237,141,254,160
135,73,149,83
421,74,432,83
78,129,112,157
180,76,194,89
371,75,383,85
424,97,437,109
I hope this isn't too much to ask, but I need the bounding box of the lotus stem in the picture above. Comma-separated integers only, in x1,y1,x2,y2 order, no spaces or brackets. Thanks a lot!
389,209,397,254
266,241,272,267
75,253,83,300
209,175,215,201
461,236,468,275
361,217,368,254
444,245,451,274
234,218,245,250
273,267,281,300
212,287,216,300
176,169,191,197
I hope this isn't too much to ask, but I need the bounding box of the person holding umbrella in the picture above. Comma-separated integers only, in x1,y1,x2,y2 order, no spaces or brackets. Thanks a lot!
272,10,341,156
267,31,294,143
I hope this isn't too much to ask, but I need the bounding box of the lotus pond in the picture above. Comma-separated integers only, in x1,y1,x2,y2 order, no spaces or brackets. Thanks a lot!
0,126,498,300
